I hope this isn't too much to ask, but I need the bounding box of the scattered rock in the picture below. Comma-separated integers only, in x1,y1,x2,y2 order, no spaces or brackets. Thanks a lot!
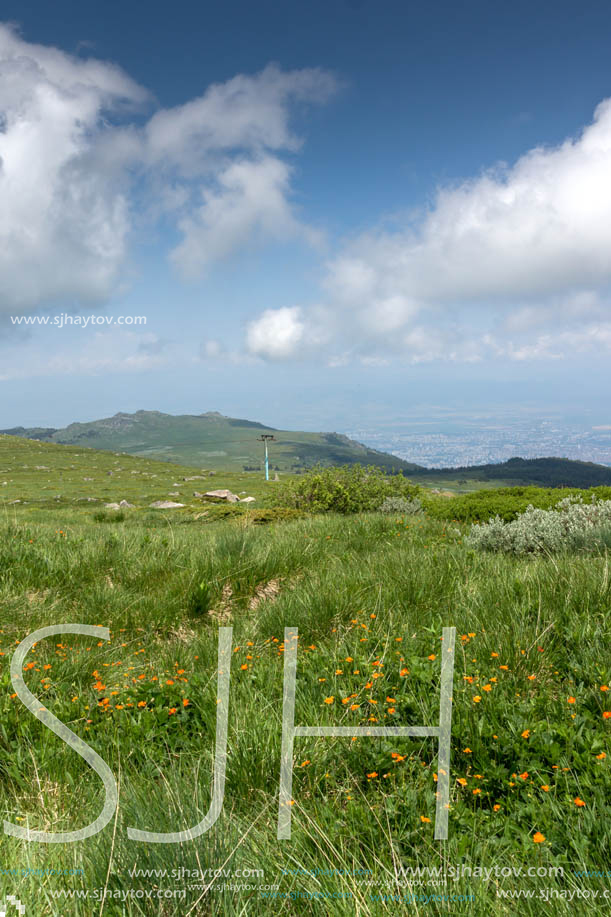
240,496,256,503
83,477,94,481
8,499,21,504
149,500,185,509
184,475,207,481
168,492,180,496
119,500,135,508
105,502,122,510
76,497,98,502
193,511,209,520
193,491,204,497
203,489,240,503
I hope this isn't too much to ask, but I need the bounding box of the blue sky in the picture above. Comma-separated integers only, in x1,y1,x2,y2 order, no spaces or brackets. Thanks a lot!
1,0,611,431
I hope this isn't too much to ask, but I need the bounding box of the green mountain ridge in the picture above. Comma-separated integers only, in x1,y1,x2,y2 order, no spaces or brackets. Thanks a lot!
3,411,611,487
1,410,421,474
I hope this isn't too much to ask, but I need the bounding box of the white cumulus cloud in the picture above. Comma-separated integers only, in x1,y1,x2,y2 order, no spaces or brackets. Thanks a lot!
246,306,305,360
0,24,337,319
249,98,611,363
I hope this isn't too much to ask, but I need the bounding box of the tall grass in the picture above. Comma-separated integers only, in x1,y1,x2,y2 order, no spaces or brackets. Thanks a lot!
0,509,609,914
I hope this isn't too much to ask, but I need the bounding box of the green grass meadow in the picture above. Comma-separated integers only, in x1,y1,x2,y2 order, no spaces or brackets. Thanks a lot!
1,437,610,915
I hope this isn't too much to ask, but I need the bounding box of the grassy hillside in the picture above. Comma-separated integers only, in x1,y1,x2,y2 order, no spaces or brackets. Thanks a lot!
0,433,273,514
0,438,609,914
1,410,421,474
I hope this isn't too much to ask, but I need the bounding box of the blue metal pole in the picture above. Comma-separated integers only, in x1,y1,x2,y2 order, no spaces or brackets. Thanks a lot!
265,441,269,481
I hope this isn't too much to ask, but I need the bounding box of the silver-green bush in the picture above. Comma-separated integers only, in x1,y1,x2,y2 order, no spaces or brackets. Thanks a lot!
378,495,423,515
466,494,611,555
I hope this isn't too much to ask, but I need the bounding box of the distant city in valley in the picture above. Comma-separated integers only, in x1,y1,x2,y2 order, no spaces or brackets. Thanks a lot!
345,410,611,469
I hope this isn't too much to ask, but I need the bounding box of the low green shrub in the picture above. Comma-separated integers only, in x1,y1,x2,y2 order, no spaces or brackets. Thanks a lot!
424,485,611,523
270,464,421,514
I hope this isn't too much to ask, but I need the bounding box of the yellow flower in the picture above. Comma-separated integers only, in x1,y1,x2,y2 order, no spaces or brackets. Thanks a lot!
540,785,550,792
473,696,482,703
533,832,545,844
521,729,531,738
574,797,586,807
324,696,334,704
493,804,501,811
420,816,431,823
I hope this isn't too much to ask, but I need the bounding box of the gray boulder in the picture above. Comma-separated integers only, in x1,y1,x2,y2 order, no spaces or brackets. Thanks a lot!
203,489,240,503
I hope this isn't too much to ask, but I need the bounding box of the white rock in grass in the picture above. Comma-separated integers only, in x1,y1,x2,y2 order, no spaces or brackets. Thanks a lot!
149,500,185,508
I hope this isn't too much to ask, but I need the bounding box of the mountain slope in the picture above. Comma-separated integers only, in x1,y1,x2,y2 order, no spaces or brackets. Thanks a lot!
1,410,421,473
